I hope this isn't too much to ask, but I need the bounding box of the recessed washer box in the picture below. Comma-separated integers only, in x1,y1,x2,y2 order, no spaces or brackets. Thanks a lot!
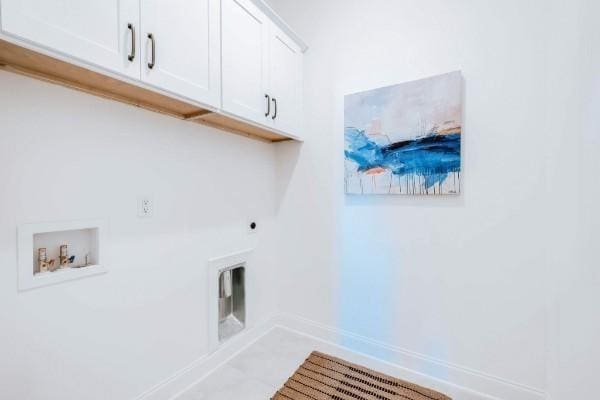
208,249,253,352
17,219,108,291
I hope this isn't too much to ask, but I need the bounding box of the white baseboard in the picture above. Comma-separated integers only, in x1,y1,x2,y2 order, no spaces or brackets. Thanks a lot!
134,317,278,400
273,313,546,400
135,313,546,400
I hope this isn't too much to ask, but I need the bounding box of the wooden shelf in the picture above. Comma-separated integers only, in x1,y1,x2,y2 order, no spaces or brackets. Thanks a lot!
0,38,293,143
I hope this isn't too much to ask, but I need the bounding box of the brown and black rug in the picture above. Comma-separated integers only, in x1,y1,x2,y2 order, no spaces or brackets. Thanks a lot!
272,351,451,400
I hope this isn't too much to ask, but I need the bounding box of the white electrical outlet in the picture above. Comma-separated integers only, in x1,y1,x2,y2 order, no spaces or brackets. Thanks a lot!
138,196,153,218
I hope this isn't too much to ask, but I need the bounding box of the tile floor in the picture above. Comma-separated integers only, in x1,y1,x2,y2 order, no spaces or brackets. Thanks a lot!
173,327,467,400
175,327,338,399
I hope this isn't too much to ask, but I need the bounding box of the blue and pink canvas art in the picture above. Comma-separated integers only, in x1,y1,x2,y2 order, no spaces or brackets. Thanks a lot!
344,71,462,195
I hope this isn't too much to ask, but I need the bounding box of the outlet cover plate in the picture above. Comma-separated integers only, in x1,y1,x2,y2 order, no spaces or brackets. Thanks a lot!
137,196,153,218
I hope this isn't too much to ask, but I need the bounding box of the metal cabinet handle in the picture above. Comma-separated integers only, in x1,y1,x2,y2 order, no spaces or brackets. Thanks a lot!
265,94,270,117
147,33,156,69
127,24,136,62
272,98,277,120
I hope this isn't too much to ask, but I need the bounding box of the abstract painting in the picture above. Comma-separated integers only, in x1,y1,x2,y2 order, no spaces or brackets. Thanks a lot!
344,71,462,195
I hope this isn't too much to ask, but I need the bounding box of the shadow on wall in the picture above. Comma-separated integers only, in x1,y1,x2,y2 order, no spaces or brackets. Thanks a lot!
344,192,465,208
337,203,453,382
274,140,303,213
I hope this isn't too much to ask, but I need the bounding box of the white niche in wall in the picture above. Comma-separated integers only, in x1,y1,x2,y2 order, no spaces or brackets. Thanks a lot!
17,219,107,291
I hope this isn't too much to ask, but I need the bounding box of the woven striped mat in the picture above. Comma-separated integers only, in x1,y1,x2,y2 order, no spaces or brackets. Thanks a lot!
272,351,451,400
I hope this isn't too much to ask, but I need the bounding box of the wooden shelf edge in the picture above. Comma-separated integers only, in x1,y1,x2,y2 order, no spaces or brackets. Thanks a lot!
0,37,298,143
191,117,291,143
0,63,188,120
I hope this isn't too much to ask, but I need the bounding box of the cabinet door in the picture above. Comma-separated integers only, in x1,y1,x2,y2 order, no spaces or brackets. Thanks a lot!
140,0,220,107
0,0,140,79
268,25,302,136
221,0,270,125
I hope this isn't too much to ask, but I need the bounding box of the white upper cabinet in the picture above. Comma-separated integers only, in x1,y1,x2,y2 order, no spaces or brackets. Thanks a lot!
221,0,270,125
140,0,221,107
0,0,305,140
268,25,302,136
221,0,304,137
0,0,140,79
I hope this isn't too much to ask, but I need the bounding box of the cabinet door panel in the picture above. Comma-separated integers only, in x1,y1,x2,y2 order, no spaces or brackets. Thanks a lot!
269,26,302,136
0,0,140,78
140,0,220,106
221,0,270,125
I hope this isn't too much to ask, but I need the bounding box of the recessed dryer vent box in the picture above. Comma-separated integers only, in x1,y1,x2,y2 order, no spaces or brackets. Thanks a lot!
208,249,253,352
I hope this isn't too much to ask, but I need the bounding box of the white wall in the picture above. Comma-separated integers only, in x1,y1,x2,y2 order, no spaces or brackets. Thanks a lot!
270,0,598,399
548,0,600,398
0,70,281,400
1,2,598,399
